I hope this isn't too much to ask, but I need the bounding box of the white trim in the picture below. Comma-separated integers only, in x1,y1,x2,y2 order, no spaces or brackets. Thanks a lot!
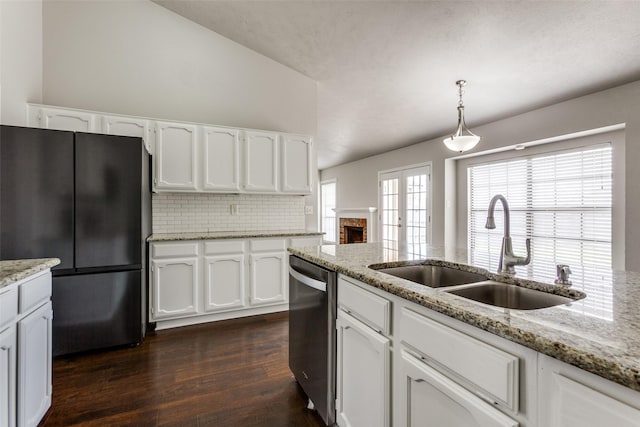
320,179,338,243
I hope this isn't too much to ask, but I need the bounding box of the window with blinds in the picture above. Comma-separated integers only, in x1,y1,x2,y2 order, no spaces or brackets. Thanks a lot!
467,144,613,319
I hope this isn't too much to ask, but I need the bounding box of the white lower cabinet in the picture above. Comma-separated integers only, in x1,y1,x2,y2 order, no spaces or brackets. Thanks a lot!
0,326,16,427
336,277,391,427
204,254,246,312
151,258,199,320
336,311,390,427
0,269,53,427
249,252,286,306
335,275,537,427
17,303,52,427
399,350,518,427
538,354,640,427
150,236,321,329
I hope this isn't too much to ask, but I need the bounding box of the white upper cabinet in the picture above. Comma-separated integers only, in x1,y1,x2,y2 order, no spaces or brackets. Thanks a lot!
27,104,314,194
28,106,98,133
202,126,240,192
154,121,198,191
101,115,153,154
244,131,279,192
281,134,312,194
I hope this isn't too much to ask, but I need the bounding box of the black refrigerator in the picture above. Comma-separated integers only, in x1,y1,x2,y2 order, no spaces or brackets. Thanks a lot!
0,125,151,356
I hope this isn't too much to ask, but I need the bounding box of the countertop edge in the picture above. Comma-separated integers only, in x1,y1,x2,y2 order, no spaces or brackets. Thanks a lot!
0,258,61,289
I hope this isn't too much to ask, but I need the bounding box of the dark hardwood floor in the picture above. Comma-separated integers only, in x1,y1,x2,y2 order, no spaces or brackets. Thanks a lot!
41,313,326,427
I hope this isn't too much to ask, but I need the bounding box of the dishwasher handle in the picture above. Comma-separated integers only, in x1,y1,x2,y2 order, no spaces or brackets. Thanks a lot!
289,267,327,293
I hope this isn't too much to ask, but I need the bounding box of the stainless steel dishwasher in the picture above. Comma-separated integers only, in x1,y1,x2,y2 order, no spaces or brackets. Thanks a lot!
289,255,337,426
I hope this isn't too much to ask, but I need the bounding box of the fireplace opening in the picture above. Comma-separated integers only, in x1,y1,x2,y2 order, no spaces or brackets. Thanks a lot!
344,226,364,244
339,218,367,244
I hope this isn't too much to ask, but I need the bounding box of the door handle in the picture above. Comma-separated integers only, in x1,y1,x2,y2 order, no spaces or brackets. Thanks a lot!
289,267,326,292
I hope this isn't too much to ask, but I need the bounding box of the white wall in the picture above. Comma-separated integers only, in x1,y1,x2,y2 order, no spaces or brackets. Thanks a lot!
0,0,43,125
41,0,319,230
321,80,640,271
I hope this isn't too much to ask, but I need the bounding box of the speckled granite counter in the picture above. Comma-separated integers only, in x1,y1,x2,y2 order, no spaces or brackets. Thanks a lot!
288,243,640,392
148,230,323,242
0,258,60,289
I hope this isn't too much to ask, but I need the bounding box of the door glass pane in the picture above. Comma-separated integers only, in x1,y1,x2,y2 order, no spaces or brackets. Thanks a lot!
406,173,428,258
381,176,399,257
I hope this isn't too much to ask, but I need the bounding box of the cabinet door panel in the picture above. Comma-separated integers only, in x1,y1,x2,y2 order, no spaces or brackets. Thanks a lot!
203,126,240,191
400,350,518,427
17,302,52,427
102,115,153,154
204,255,246,312
249,252,286,305
336,312,390,427
39,107,97,133
0,326,16,427
544,372,640,427
155,122,198,191
244,131,278,192
152,258,199,320
281,135,312,194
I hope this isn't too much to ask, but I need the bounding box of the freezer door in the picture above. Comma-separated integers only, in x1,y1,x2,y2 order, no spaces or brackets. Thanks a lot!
0,126,74,271
74,133,143,269
52,270,142,356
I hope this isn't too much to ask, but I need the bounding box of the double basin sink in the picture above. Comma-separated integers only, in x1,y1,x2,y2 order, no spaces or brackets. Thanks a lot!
369,263,585,310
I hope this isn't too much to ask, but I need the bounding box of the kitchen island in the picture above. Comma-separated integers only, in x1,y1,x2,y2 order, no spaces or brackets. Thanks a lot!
1,258,59,427
289,243,640,427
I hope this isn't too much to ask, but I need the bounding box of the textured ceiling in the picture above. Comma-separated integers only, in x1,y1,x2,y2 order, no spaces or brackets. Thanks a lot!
153,0,640,169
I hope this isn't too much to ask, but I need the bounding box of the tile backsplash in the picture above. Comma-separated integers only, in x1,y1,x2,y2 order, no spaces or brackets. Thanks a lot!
152,193,306,234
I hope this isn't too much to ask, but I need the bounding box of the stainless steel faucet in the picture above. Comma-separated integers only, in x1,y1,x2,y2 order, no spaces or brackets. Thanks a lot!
485,194,531,275
554,264,572,286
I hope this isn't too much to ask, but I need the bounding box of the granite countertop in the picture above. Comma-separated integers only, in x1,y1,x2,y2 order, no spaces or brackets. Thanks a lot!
288,243,640,392
0,258,61,289
147,230,324,242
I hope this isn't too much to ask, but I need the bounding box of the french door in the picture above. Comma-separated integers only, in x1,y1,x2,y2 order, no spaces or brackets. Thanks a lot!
379,165,431,259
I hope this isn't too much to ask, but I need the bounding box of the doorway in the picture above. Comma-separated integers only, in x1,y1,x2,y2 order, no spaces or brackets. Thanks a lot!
379,164,431,259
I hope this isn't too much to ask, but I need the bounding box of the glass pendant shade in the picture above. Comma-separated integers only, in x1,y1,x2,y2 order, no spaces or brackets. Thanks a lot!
443,134,481,152
443,81,480,153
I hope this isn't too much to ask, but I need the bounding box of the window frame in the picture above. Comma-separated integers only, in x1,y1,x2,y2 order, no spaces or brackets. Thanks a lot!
320,179,337,243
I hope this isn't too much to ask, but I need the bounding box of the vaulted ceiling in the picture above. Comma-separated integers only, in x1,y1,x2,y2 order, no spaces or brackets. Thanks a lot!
154,1,640,169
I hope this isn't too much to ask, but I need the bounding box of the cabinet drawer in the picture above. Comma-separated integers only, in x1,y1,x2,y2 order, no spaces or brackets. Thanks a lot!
401,307,519,411
0,287,18,328
152,242,200,258
204,240,244,255
338,277,390,335
249,239,286,252
19,272,51,314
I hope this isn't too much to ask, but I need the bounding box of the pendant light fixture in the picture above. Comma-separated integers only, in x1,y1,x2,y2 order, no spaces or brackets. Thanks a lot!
443,80,480,152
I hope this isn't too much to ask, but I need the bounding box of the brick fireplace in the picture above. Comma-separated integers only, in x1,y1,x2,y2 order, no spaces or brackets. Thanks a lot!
339,218,367,244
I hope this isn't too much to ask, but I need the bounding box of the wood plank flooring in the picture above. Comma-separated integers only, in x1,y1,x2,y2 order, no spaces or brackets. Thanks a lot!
41,313,326,427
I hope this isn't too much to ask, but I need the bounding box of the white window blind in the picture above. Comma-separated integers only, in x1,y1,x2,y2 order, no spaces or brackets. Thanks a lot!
321,181,336,243
468,144,612,299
